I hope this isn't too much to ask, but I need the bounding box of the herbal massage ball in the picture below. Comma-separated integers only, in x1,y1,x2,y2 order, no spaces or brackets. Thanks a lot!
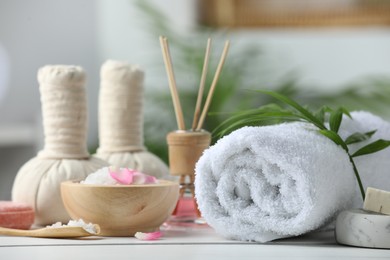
12,65,108,225
95,60,169,179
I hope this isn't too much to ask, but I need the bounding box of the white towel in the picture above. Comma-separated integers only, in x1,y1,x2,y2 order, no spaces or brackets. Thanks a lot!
338,111,390,207
195,123,355,242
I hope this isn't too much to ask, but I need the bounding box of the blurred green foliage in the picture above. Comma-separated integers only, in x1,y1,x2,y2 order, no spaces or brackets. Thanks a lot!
135,0,390,163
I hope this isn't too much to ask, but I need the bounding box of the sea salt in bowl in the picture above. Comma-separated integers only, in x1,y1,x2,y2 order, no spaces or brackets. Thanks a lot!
61,167,179,236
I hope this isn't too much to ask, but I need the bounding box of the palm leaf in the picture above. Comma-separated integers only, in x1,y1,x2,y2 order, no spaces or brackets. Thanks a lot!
329,108,343,133
345,130,376,145
212,104,289,137
313,106,332,124
213,111,303,139
352,139,390,157
318,129,349,152
253,90,326,130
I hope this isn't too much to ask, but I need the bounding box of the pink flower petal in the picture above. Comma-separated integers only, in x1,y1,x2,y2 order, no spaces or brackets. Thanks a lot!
134,231,162,241
109,167,134,185
144,175,157,184
133,171,158,184
109,167,158,185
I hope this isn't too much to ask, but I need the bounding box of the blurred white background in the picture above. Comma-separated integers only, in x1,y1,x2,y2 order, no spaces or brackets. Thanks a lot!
1,0,390,199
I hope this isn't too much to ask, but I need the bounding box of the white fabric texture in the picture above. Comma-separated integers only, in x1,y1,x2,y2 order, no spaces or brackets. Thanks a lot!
95,60,169,179
195,123,355,242
97,60,145,153
37,65,89,159
12,65,108,225
338,111,390,208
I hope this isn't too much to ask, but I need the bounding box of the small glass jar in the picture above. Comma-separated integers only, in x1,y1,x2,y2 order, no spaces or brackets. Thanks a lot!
166,130,211,223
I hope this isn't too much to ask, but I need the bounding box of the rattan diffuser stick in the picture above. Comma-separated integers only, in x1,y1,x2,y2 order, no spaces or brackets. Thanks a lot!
192,38,212,130
12,65,108,225
159,36,186,130
160,36,230,131
196,40,230,130
162,37,230,220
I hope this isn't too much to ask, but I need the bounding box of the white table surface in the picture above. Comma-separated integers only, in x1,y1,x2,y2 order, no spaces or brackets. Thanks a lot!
0,223,389,260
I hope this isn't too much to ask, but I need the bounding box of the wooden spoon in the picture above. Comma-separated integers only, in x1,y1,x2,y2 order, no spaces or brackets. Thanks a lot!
0,225,100,238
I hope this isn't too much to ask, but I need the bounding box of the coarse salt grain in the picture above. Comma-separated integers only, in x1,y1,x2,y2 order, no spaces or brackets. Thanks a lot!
47,219,98,234
81,167,117,185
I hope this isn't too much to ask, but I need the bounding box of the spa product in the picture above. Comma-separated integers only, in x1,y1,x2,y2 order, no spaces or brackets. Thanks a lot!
81,166,157,185
166,130,211,219
363,187,390,215
160,37,229,221
335,209,390,249
195,123,355,242
95,60,169,179
0,201,34,229
12,65,108,225
61,179,179,236
336,186,390,249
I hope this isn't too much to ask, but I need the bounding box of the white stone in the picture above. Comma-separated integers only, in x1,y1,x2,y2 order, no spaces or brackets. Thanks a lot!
335,209,390,249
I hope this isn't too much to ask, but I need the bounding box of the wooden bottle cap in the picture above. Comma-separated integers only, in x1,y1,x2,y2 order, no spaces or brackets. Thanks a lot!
166,130,211,176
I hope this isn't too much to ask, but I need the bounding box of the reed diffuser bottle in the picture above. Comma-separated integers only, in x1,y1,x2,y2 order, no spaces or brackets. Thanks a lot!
160,37,230,222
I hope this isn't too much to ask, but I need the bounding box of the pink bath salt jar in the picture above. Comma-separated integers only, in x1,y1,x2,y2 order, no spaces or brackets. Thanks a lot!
0,201,35,230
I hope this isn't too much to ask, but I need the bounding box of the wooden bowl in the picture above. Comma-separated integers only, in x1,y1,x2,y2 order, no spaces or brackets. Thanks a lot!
61,180,179,236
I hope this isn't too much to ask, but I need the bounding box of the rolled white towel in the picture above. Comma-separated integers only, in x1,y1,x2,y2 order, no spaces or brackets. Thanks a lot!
339,111,390,207
195,123,355,242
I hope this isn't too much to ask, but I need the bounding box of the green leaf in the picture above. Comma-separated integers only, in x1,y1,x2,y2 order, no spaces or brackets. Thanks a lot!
340,107,352,118
254,90,326,130
352,139,390,157
212,104,291,138
345,130,377,145
314,106,332,124
318,129,349,152
329,108,343,133
329,107,352,133
213,108,276,137
213,111,303,139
